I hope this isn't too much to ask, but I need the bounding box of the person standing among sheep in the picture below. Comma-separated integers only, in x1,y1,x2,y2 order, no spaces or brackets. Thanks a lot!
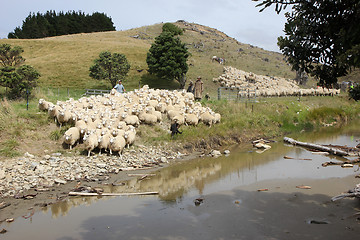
113,80,126,93
187,81,194,94
194,76,203,101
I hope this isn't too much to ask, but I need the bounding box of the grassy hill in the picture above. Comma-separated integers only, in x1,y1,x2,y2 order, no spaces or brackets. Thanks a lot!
1,21,359,159
0,21,296,97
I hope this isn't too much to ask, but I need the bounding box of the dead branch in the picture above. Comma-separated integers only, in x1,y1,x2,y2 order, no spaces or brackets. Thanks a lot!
322,158,360,167
69,191,159,197
284,137,350,156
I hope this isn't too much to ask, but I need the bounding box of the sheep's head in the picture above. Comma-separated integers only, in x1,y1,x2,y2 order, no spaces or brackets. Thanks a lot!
65,134,72,141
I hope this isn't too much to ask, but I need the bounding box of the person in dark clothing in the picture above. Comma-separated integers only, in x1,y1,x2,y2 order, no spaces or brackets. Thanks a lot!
187,81,194,93
170,121,182,137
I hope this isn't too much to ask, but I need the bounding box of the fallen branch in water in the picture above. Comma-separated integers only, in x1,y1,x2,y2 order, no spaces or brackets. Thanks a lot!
322,158,360,167
332,183,360,201
69,191,159,197
127,173,156,177
284,137,350,156
283,156,312,161
0,202,10,210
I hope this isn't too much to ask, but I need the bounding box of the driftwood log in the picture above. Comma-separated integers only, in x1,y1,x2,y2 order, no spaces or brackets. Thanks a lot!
284,137,350,156
332,183,360,201
69,191,159,197
322,159,360,167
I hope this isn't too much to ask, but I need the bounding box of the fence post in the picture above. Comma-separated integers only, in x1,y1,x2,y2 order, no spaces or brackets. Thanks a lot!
218,88,221,100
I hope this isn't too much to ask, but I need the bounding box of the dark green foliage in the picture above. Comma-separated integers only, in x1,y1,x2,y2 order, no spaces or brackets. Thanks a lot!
89,51,130,87
255,0,360,87
0,44,25,67
349,85,360,101
0,44,40,99
162,23,184,36
8,11,116,39
146,32,189,88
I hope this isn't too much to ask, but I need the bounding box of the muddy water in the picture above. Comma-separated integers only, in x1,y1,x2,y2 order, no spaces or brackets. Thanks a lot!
2,122,360,240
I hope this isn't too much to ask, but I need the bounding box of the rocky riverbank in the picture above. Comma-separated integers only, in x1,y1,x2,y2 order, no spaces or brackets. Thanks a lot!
0,144,183,199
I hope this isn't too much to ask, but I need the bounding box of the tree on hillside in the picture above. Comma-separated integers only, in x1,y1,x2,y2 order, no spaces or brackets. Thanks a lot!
8,11,116,39
146,31,189,89
0,44,40,99
254,0,360,87
162,23,184,36
89,51,130,87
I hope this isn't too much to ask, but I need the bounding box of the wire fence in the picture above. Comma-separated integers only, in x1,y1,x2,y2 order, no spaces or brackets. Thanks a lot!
217,87,258,102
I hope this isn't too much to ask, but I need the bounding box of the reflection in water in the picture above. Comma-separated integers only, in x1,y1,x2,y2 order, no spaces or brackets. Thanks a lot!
46,120,360,218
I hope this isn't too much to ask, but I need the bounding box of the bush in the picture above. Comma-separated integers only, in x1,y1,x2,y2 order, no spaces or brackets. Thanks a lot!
349,85,360,101
162,23,184,36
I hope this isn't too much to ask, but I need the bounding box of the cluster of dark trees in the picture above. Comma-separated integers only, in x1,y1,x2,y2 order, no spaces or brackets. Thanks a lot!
8,11,116,39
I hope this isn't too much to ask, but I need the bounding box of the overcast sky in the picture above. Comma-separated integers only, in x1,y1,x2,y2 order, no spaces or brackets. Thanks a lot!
0,0,287,52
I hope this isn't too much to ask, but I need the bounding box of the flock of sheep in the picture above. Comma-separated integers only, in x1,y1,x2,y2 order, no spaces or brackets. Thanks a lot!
38,86,221,158
213,66,340,97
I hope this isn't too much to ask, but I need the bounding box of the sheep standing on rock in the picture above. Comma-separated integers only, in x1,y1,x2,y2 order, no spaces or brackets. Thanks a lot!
124,128,136,148
83,131,98,157
98,132,111,156
109,135,126,158
63,127,80,150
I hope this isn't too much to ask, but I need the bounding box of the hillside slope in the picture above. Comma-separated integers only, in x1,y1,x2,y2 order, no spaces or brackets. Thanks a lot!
0,21,296,95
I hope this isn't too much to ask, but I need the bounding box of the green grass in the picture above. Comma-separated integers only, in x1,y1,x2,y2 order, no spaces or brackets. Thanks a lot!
0,139,20,158
0,22,360,157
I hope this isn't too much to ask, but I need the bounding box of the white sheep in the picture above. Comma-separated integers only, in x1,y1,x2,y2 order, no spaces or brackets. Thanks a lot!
146,107,162,122
200,111,215,127
172,114,185,126
213,113,221,124
167,109,181,120
48,105,62,123
184,113,199,126
98,132,111,155
109,136,126,158
57,109,72,128
124,129,136,148
111,128,125,138
63,127,80,150
83,131,98,157
75,120,88,137
38,99,53,111
141,112,157,125
122,113,140,127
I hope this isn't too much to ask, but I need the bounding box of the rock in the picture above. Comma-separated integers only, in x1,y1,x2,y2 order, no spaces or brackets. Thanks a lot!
24,152,35,158
0,170,5,179
31,162,39,169
254,143,271,150
54,178,67,184
96,163,107,168
210,150,222,157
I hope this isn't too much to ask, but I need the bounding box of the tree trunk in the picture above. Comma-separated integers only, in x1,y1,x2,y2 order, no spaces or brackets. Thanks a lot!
178,74,186,89
283,137,349,156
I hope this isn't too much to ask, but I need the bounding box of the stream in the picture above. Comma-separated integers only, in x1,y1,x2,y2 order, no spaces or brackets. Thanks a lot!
1,121,360,240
